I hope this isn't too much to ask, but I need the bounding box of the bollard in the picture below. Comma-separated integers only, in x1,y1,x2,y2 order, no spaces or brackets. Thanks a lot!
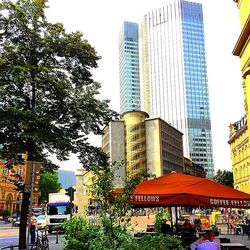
10,245,14,250
56,227,59,244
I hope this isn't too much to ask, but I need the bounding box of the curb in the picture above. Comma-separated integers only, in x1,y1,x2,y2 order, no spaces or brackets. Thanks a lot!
0,226,17,230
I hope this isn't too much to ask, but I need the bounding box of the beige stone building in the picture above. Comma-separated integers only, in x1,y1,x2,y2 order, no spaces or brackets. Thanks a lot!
74,169,97,215
102,111,184,186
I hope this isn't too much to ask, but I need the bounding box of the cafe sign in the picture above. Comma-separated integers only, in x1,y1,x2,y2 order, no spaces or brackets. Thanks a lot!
210,198,250,208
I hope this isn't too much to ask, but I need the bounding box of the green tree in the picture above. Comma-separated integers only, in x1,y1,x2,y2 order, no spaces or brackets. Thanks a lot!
62,164,184,250
0,0,117,247
39,170,61,203
213,170,234,187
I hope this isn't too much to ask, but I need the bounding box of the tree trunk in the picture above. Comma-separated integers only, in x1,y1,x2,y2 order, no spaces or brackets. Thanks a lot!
19,192,30,249
19,139,35,249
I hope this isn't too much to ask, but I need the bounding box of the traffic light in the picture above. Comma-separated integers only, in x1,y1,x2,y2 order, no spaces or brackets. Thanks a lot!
65,186,75,202
65,186,75,218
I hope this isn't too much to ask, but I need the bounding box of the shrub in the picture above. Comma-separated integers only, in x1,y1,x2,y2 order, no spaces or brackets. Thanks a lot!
154,208,171,233
62,217,185,250
138,234,185,250
62,164,185,250
0,210,10,219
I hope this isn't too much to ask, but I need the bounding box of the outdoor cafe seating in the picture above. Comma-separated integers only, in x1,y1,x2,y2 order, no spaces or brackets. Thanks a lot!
241,224,250,239
220,243,249,250
117,173,250,249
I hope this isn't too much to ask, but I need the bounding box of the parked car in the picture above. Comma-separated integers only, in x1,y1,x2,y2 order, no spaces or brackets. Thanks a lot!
32,207,44,216
37,215,46,229
14,217,20,227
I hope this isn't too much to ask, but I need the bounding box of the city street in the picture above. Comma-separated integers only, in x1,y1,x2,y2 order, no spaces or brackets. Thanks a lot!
0,222,63,249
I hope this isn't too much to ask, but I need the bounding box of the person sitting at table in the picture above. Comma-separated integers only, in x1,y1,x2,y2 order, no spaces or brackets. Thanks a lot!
197,231,220,250
194,218,202,232
229,216,241,234
161,219,172,235
190,230,220,250
182,218,195,235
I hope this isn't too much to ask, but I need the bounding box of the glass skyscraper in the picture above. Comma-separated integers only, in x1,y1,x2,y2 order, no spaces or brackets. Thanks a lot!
119,21,141,113
141,0,214,177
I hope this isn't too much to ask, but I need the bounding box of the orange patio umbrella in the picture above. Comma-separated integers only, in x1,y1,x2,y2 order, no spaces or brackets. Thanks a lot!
130,172,250,208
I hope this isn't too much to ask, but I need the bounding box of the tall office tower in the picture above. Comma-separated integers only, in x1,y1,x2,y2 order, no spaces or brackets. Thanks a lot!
141,0,214,177
119,21,141,113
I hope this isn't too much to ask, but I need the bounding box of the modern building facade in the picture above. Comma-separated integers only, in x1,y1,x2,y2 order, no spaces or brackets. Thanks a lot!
102,111,184,187
141,0,214,178
119,21,141,113
228,0,250,193
183,157,206,178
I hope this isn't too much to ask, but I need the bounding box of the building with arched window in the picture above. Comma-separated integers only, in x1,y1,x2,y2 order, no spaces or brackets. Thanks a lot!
229,116,250,193
0,161,24,214
0,158,40,214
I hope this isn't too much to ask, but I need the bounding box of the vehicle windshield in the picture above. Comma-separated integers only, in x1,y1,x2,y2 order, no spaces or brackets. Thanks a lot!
47,203,70,215
32,208,43,215
37,215,46,221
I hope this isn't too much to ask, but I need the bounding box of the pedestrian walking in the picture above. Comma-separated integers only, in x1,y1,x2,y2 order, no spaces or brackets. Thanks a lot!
30,212,37,244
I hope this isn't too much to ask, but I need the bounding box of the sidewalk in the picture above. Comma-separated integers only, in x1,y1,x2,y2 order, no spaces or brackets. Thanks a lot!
48,241,63,250
0,220,64,249
47,234,64,250
222,233,250,249
0,221,15,230
217,223,250,248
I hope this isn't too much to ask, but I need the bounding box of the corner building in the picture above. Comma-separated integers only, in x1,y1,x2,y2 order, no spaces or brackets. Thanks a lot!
102,111,183,187
141,0,214,178
228,0,250,193
0,162,22,214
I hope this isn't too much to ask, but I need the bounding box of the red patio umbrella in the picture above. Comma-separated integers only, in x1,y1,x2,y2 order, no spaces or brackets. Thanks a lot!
130,172,250,208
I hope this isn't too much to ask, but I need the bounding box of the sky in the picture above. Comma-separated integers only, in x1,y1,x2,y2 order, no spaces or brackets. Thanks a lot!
46,0,244,173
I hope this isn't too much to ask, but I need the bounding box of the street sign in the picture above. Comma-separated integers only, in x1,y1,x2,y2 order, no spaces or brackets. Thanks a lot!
23,161,41,185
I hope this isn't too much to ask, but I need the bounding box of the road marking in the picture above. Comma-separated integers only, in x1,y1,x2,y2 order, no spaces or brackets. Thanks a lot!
0,236,18,239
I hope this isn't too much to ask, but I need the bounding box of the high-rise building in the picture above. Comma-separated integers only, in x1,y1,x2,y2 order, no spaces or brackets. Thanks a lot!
141,0,214,177
102,111,184,187
119,21,141,113
228,0,250,194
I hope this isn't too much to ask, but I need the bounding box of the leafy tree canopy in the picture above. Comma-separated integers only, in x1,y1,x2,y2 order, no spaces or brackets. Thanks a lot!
0,1,117,247
213,169,233,187
39,169,61,203
0,0,117,170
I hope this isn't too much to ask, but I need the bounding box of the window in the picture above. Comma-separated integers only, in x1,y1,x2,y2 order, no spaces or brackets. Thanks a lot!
2,168,7,175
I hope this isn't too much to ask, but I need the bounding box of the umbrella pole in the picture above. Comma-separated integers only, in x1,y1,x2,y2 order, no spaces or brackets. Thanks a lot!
175,206,178,235
170,207,173,229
